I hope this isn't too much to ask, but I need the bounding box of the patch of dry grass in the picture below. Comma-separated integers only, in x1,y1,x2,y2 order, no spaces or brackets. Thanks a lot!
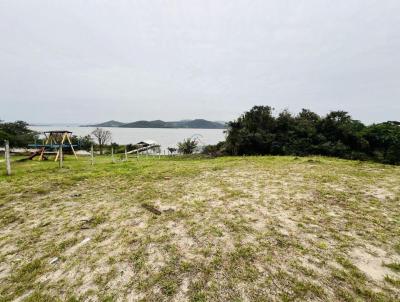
0,155,399,301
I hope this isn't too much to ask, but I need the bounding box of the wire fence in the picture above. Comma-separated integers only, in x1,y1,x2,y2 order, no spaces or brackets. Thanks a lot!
1,133,214,176
1,140,185,176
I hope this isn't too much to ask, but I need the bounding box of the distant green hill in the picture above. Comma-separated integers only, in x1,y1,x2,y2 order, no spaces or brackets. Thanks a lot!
88,119,226,129
171,119,226,129
121,120,170,128
86,120,126,127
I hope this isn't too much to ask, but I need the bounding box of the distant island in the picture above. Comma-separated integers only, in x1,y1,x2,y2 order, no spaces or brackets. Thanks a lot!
84,119,226,129
87,120,126,127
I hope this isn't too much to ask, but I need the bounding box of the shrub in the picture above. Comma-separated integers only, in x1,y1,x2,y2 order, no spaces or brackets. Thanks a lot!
224,106,400,164
178,138,198,154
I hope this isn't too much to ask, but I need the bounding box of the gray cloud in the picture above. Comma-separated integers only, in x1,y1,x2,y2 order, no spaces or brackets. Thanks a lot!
1,0,399,124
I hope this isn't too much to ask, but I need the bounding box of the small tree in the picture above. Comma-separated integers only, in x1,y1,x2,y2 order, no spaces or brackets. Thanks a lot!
0,120,38,147
202,141,225,156
91,128,112,155
167,147,177,154
178,138,198,154
71,135,93,151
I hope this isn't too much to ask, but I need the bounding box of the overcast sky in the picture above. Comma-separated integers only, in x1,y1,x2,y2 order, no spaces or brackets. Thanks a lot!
0,0,399,124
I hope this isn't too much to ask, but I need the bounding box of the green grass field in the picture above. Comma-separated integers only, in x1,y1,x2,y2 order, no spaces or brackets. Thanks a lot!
1,155,400,301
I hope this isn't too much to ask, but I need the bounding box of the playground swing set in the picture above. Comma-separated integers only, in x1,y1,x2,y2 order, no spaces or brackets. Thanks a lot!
28,131,78,161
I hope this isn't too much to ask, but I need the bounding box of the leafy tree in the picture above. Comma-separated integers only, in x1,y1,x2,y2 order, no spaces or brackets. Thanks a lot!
221,105,400,164
226,106,276,155
291,109,321,155
362,122,400,164
167,147,177,154
0,121,38,147
178,138,198,154
91,128,112,155
71,135,93,151
202,141,226,156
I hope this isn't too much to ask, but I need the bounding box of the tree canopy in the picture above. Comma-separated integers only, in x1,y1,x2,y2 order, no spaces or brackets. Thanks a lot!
91,128,112,155
0,121,38,147
178,138,198,154
221,106,400,164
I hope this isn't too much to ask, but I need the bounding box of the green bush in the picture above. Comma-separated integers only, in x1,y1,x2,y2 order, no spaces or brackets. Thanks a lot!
221,106,400,164
178,138,198,154
0,121,38,147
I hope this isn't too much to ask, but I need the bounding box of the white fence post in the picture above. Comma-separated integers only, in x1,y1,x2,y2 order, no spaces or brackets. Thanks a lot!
91,144,94,165
59,144,63,168
5,140,11,176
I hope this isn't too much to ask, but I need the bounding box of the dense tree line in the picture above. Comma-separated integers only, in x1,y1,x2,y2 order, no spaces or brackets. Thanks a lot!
0,120,94,150
0,121,38,147
210,106,400,164
3,110,400,164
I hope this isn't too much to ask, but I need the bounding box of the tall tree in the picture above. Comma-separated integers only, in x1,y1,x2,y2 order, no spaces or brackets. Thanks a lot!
226,106,276,155
222,105,400,164
362,122,400,164
91,128,111,155
0,121,38,147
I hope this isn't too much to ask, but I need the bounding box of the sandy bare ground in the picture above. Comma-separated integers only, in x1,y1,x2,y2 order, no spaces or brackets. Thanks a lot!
0,156,399,301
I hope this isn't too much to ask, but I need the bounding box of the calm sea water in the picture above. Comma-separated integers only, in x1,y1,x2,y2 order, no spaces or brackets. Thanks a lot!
29,126,226,149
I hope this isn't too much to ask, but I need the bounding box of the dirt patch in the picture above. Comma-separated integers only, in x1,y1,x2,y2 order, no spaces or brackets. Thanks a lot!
350,245,396,282
366,187,396,201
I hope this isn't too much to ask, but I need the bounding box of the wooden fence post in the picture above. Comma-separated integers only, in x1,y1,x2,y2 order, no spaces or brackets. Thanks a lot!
111,147,115,163
125,146,128,161
59,144,63,168
91,144,94,165
5,140,11,176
